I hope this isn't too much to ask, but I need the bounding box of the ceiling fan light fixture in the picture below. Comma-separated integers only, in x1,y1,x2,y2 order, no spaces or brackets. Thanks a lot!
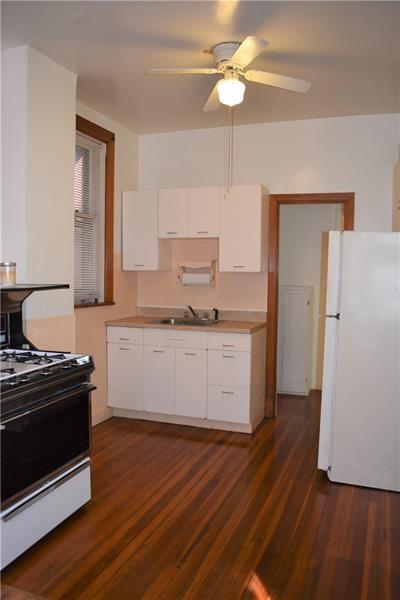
217,72,245,107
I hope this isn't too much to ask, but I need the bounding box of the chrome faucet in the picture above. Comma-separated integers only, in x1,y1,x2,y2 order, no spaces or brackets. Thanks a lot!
186,305,199,319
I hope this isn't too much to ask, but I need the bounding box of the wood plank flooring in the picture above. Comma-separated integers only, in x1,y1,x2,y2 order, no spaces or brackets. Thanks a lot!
2,392,399,599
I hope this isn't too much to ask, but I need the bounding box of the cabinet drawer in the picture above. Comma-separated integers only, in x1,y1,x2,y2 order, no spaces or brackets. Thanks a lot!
144,328,207,349
207,385,250,424
107,327,143,345
207,332,251,352
208,350,251,388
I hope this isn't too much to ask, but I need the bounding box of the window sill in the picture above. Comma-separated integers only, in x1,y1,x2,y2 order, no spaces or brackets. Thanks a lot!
74,301,115,310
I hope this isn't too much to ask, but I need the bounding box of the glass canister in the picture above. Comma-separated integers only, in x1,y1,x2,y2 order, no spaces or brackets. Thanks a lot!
0,262,17,286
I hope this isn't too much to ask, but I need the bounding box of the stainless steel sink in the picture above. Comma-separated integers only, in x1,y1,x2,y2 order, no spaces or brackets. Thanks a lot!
151,317,218,326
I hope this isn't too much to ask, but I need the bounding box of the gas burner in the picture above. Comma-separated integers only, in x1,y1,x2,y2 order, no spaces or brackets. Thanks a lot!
1,367,15,375
0,351,67,365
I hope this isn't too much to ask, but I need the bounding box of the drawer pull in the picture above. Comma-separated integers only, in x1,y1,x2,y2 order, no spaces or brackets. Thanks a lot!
222,391,234,395
222,355,235,359
197,231,208,234
166,231,177,235
184,352,196,356
233,265,245,269
166,338,185,342
134,264,144,267
119,337,130,341
119,347,130,351
222,344,234,348
153,350,164,353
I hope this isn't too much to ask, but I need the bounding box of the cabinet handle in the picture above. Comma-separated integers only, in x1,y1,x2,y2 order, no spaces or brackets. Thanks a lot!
119,347,130,351
184,352,196,356
166,338,185,342
222,344,234,348
153,350,165,353
197,231,208,234
222,355,234,359
233,265,245,269
222,391,234,395
119,337,130,341
134,264,144,267
166,231,177,235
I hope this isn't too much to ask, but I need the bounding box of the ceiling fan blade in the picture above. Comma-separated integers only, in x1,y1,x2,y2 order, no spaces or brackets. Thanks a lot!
230,36,269,68
244,69,311,93
145,67,218,76
202,82,221,112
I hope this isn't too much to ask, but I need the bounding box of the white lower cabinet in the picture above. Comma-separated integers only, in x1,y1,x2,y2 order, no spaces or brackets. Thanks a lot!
107,343,143,410
107,325,266,432
175,348,207,418
143,346,175,414
207,386,250,424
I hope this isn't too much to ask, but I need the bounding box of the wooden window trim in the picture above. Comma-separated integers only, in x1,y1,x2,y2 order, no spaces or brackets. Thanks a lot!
266,192,355,418
75,115,115,308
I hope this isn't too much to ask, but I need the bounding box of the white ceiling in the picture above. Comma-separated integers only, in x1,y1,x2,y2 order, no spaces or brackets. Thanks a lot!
2,1,399,134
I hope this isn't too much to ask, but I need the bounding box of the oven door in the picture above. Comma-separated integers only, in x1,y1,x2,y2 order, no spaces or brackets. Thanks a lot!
1,382,95,507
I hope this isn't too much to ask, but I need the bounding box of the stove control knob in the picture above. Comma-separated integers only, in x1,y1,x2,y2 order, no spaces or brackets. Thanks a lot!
41,370,51,376
19,377,30,383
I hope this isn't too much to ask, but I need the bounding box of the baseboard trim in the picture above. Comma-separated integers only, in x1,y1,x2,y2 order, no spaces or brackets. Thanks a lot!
112,407,255,434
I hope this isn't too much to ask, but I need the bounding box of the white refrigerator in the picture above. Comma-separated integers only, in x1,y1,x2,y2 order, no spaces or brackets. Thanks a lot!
318,231,400,491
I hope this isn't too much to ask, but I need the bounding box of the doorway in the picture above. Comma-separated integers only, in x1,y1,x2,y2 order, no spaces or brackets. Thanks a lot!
265,193,355,417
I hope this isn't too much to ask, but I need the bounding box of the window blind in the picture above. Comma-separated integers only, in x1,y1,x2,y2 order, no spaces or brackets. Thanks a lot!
74,133,105,305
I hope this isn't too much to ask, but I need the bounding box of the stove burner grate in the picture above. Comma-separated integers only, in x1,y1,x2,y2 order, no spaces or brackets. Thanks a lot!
0,351,67,366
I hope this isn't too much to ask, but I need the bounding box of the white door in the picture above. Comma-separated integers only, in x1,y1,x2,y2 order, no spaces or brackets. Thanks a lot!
143,346,175,414
107,344,143,410
278,286,311,395
175,348,207,418
187,187,220,238
158,188,188,238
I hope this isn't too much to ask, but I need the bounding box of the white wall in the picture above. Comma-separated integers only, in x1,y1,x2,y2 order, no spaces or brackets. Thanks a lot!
279,204,341,389
138,113,399,312
139,114,399,232
1,46,77,324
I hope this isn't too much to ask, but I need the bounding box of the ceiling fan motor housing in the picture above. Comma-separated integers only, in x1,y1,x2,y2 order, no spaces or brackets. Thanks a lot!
212,42,241,70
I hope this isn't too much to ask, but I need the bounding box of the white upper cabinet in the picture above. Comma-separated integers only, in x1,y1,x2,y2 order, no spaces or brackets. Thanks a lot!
122,190,170,271
158,188,188,238
219,185,268,272
188,187,220,238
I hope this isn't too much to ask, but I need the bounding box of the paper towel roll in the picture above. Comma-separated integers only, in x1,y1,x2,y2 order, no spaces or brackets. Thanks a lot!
181,271,211,285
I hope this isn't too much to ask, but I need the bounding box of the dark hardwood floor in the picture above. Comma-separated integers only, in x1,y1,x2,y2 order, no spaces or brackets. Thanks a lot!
2,392,399,599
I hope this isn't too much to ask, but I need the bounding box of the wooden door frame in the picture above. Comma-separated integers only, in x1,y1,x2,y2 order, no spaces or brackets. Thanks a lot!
266,192,355,417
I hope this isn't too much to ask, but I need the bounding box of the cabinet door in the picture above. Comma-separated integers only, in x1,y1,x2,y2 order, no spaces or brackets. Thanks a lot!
219,185,266,272
175,348,207,418
158,188,188,238
188,187,220,238
143,346,175,414
122,190,161,270
107,344,143,410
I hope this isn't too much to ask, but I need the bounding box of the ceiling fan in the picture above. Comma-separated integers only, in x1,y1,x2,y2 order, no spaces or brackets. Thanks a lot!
145,36,311,111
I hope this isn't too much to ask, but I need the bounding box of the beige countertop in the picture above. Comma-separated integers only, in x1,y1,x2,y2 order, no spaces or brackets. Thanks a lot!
105,315,266,334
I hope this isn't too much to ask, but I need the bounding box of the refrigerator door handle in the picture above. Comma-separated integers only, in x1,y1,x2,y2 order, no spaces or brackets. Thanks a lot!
326,314,340,319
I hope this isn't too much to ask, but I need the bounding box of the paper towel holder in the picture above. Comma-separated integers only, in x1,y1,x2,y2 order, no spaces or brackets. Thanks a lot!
178,260,216,287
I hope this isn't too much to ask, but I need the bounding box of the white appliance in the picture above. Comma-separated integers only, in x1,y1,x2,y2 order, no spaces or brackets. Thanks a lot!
318,231,400,491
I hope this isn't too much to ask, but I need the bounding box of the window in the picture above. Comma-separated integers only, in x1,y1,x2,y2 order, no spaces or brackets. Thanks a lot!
74,116,114,307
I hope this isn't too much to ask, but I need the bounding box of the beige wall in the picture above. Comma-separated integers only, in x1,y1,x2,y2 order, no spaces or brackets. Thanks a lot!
74,102,138,425
138,238,266,311
279,204,341,389
75,253,137,424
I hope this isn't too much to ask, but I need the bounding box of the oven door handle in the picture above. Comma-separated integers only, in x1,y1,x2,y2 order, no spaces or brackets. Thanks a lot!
1,383,96,426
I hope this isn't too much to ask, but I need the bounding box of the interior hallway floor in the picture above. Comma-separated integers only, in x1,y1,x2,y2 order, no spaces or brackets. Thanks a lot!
2,392,399,599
